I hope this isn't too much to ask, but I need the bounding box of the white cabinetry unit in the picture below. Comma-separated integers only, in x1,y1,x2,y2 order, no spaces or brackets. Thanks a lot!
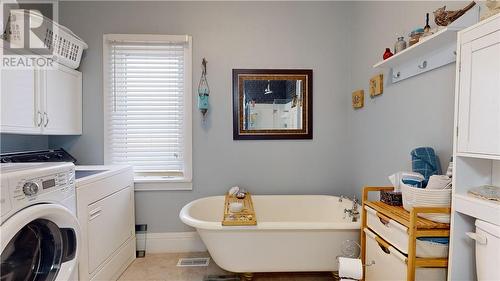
449,14,500,281
0,57,82,135
43,65,82,134
76,165,135,281
456,15,500,159
0,67,41,134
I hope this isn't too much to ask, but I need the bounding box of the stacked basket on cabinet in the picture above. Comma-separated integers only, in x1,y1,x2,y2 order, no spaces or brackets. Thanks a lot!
6,9,88,69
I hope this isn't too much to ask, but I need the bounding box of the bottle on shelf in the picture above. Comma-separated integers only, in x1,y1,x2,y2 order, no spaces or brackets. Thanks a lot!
394,36,407,54
383,48,394,60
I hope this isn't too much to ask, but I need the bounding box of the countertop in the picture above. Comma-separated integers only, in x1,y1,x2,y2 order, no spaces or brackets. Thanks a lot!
75,165,132,187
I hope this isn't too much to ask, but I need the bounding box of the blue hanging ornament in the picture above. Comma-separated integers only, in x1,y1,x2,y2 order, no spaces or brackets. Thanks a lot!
197,58,210,118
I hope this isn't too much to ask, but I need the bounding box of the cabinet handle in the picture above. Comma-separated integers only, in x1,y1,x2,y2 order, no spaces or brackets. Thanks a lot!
43,112,49,127
36,111,43,127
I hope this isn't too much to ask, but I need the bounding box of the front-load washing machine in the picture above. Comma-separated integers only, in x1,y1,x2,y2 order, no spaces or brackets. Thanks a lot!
0,162,80,281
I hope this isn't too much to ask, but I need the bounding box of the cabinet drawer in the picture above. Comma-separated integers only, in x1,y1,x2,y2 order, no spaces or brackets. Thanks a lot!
365,206,448,258
364,228,446,281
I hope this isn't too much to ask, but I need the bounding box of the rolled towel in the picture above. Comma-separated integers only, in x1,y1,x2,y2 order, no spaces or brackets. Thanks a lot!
426,175,452,190
411,147,442,187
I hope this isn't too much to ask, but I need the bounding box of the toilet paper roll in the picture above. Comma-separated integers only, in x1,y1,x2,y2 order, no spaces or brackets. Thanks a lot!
338,257,363,280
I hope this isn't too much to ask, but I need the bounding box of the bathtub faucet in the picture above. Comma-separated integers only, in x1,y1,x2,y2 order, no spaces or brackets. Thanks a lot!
344,196,360,222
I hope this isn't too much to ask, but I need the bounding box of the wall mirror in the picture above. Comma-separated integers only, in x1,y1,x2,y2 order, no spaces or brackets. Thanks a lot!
232,69,313,140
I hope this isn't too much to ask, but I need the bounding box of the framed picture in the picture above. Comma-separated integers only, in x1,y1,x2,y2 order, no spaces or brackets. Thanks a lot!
352,90,364,109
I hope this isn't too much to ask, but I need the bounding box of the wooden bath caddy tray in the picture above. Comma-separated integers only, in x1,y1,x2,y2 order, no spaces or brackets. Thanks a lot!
222,193,257,226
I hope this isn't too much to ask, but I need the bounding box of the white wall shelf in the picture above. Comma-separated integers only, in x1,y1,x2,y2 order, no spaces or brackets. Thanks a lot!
373,6,479,83
456,152,500,161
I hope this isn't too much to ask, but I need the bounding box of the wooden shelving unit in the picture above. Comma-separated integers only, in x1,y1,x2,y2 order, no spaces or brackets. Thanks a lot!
361,186,451,281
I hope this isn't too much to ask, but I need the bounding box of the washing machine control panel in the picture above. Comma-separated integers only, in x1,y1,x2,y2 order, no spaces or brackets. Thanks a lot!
16,169,74,199
0,162,76,218
22,182,39,196
1,163,76,210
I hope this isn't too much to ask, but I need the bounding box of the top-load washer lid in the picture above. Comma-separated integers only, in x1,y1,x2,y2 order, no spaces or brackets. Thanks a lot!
0,204,80,281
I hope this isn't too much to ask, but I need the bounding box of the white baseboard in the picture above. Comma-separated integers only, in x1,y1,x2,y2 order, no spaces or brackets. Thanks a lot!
145,231,207,253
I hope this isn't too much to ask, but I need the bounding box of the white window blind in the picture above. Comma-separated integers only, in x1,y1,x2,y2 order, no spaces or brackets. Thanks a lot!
104,35,192,181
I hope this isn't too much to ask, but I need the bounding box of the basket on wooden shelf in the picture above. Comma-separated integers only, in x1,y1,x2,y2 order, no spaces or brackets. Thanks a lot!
401,183,451,223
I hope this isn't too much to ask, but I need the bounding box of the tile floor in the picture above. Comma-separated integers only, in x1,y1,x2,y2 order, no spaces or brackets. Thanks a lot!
118,252,334,281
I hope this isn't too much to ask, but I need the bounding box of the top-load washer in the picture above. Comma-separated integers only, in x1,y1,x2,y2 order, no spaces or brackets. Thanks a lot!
0,162,80,281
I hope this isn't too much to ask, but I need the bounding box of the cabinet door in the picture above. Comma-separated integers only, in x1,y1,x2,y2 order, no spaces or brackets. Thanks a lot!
457,29,500,156
0,68,41,134
43,65,82,135
86,186,134,275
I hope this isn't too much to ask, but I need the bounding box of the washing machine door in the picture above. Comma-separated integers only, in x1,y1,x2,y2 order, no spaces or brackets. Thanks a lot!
0,204,80,281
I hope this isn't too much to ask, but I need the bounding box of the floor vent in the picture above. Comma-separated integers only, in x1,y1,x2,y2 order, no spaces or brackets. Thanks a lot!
176,257,210,267
203,275,240,281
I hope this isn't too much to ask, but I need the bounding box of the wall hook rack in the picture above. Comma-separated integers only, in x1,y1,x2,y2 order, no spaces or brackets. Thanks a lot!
373,6,479,83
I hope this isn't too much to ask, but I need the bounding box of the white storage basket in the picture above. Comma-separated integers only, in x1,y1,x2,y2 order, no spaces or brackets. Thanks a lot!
7,9,88,69
365,206,449,258
401,183,451,223
364,228,447,281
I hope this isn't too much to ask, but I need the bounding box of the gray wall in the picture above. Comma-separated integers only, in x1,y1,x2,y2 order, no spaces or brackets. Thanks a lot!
1,134,48,153
52,1,354,232
347,1,468,190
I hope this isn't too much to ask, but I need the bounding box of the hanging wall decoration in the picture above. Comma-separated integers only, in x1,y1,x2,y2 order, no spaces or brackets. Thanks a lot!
369,74,384,98
198,58,210,119
352,90,364,109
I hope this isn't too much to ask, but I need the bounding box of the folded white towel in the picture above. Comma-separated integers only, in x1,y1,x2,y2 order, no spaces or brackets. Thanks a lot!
426,175,452,190
389,171,425,192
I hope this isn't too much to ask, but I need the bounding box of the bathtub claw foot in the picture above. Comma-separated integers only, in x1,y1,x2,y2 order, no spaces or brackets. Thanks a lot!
240,272,253,281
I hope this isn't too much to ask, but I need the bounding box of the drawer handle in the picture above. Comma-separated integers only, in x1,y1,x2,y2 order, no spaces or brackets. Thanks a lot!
378,243,390,254
376,213,391,226
375,236,391,254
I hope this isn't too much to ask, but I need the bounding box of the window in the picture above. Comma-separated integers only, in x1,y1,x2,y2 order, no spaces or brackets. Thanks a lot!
103,34,192,188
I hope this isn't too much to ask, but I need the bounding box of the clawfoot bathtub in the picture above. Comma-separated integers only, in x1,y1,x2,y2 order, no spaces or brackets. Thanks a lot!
180,195,361,278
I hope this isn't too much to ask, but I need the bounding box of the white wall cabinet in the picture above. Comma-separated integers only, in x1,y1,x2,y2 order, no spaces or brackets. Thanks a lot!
0,60,82,135
0,67,41,134
456,15,500,159
43,65,82,134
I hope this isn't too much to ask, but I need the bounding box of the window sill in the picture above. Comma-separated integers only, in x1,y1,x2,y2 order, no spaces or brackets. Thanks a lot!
134,176,193,191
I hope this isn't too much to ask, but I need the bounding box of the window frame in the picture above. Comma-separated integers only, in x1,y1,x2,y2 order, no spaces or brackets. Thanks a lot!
102,34,192,190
